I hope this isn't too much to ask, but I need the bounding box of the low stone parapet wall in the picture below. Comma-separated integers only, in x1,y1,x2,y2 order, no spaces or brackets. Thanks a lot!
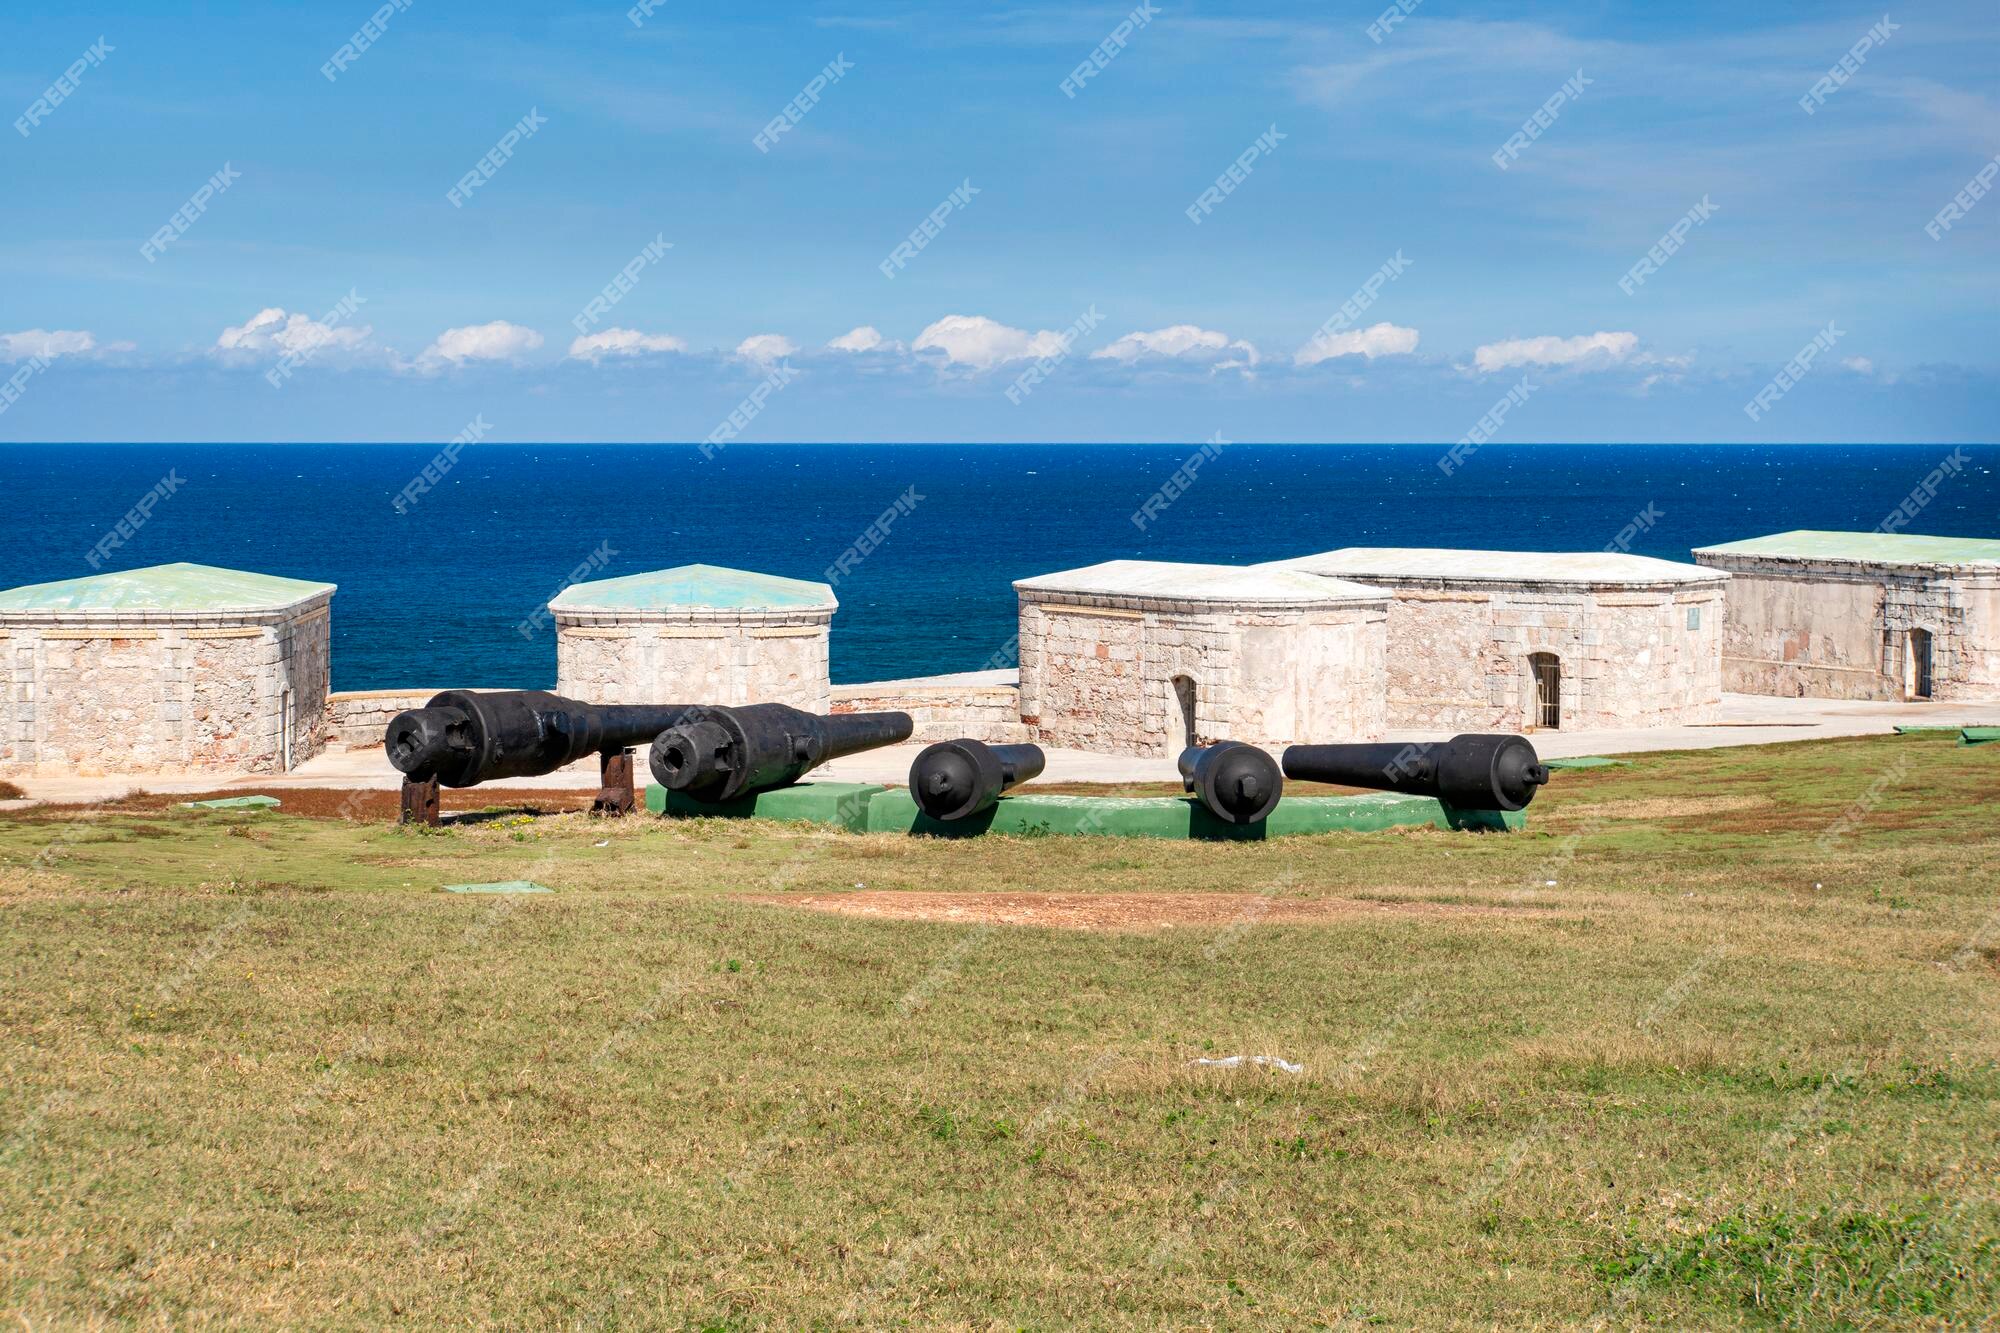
324,688,471,750
831,672,1026,744
332,674,1028,751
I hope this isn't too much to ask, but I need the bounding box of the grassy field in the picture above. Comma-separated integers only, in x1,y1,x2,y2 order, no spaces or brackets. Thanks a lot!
1,733,1996,1329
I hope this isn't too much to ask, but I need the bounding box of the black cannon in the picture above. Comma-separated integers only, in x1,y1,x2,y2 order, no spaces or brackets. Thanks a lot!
1280,733,1549,811
385,689,694,823
1178,741,1284,825
909,739,1046,822
386,689,692,788
649,703,913,804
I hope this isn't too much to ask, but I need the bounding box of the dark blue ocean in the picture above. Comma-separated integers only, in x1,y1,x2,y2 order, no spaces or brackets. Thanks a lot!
1,444,1991,691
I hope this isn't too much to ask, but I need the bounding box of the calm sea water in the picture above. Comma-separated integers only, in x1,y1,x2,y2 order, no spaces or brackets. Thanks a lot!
0,444,1991,691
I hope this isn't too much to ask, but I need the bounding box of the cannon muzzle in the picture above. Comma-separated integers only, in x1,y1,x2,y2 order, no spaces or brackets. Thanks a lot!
1178,741,1283,825
1281,733,1549,811
909,739,1046,821
648,703,913,803
386,690,695,788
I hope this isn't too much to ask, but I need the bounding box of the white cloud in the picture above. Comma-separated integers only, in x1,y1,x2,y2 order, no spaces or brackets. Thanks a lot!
420,321,544,367
1093,324,1259,367
736,333,798,364
1842,356,1874,374
0,329,98,362
568,328,688,361
912,314,1067,370
1294,322,1421,366
828,325,890,352
217,307,372,359
1473,331,1637,373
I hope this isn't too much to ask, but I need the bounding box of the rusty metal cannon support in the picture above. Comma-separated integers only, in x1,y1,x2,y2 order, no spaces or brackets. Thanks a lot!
649,703,914,804
592,748,638,816
909,739,1047,822
1178,741,1284,825
399,775,441,827
1280,733,1550,812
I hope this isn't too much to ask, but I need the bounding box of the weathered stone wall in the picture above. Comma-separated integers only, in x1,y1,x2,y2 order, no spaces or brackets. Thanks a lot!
187,633,265,768
1019,595,1388,756
323,686,470,750
279,607,332,767
0,599,333,774
830,677,1028,744
556,611,832,712
1234,611,1388,745
1699,559,2000,701
1962,582,2000,697
1370,583,1724,730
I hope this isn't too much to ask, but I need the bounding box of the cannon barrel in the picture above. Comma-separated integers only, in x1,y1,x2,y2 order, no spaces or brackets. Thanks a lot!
649,703,913,803
1280,733,1549,811
1178,741,1283,825
386,689,694,788
909,739,1046,822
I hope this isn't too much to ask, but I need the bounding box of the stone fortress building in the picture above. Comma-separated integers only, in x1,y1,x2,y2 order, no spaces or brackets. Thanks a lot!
3,532,1992,777
551,564,837,712
1692,531,2000,702
0,562,334,775
1013,561,1389,755
1267,548,1729,732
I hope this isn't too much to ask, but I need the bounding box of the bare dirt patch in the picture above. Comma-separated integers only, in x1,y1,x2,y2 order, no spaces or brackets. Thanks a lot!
740,890,1525,932
10,787,597,822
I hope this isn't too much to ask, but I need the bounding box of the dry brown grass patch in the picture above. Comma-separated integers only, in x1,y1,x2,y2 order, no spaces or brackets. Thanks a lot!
1506,1031,1743,1079
22,786,600,820
1560,793,1774,821
739,889,1529,931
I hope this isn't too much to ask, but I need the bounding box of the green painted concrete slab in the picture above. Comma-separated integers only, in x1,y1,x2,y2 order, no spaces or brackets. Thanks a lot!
1894,726,1968,735
646,783,1523,839
1695,530,2000,566
0,562,334,613
1542,756,1629,769
442,881,554,894
178,795,281,810
647,781,882,831
551,564,835,613
1962,728,1999,745
864,788,1521,840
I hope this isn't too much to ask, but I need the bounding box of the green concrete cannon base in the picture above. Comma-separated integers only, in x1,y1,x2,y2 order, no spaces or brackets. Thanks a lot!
646,782,1522,839
647,781,884,832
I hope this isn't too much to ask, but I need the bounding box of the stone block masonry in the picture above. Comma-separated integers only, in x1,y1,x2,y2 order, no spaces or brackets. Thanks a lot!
831,673,1028,744
1374,585,1725,730
1270,549,1729,732
551,564,839,714
1015,562,1390,757
1693,533,2000,702
0,565,336,775
557,611,833,713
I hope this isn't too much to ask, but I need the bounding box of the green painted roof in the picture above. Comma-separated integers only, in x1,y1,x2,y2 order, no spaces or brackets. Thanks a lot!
0,562,336,614
1694,530,2000,567
549,563,835,612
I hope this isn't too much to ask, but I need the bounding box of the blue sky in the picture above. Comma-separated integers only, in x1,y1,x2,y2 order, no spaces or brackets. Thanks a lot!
1,0,1994,443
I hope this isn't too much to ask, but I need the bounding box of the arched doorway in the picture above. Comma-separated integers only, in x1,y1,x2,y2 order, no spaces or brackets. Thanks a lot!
1171,674,1199,748
1528,653,1561,730
1905,629,1934,700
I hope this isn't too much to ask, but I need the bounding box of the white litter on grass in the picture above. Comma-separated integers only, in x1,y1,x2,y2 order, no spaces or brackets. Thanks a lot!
593,840,609,848
1190,1055,1304,1074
